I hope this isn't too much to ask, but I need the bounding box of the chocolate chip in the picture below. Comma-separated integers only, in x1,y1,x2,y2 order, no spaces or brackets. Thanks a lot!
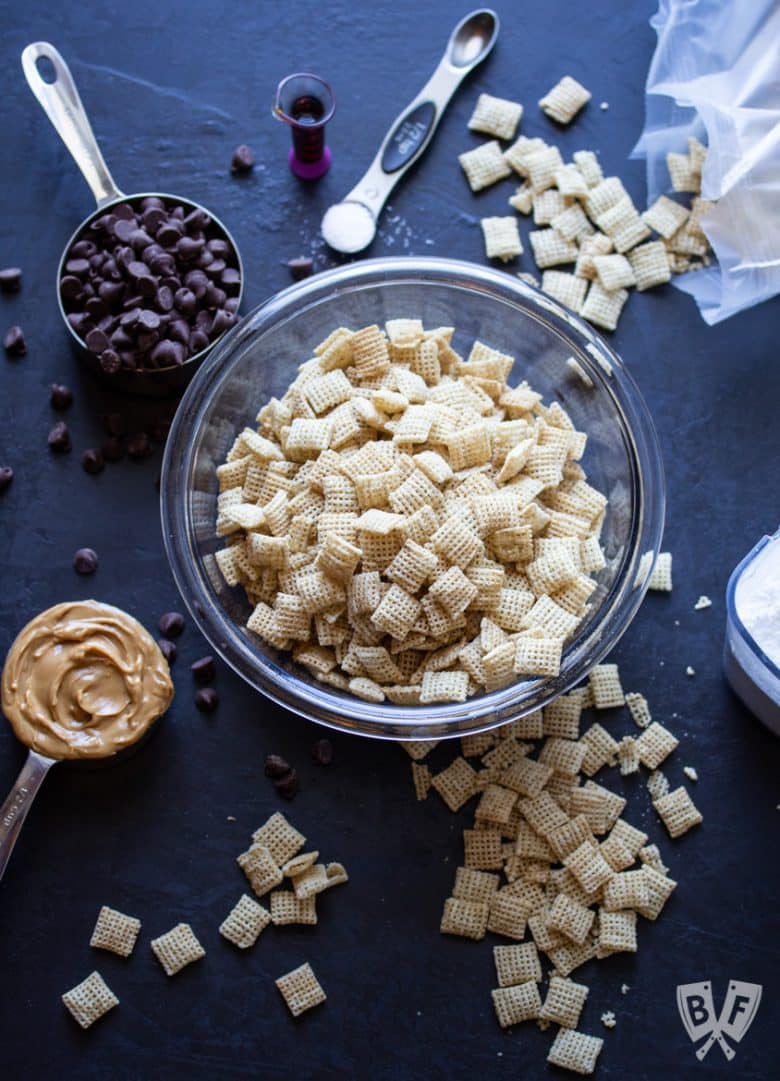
195,687,218,713
274,770,299,800
127,431,153,458
189,329,209,353
72,240,97,259
113,218,135,243
0,267,22,293
157,221,183,247
48,421,72,452
103,412,126,437
210,309,235,337
0,466,13,492
158,638,177,664
150,339,183,367
81,448,105,475
231,144,255,173
100,348,122,374
60,275,84,299
141,196,165,211
50,383,73,410
222,267,241,294
174,288,197,317
177,236,204,262
311,738,333,765
184,208,210,233
191,655,215,683
65,257,90,277
155,285,174,312
142,206,166,232
101,436,124,462
137,309,161,331
288,256,313,281
73,547,98,574
159,611,185,638
265,754,291,779
207,239,230,257
113,203,135,220
4,325,26,356
85,327,110,354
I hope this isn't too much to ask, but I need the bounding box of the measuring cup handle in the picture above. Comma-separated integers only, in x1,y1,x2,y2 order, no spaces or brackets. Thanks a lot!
0,750,56,885
21,42,124,208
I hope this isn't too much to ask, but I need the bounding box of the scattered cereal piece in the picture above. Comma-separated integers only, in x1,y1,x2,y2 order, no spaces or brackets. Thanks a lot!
649,552,673,592
441,896,490,940
151,923,205,976
411,761,432,800
694,595,712,610
468,93,524,141
62,971,119,1029
275,962,326,1017
580,281,628,332
547,1028,604,1075
492,981,542,1028
653,786,703,838
89,905,141,958
601,1010,617,1028
683,765,698,782
459,141,512,192
220,894,271,948
481,216,523,262
539,76,592,125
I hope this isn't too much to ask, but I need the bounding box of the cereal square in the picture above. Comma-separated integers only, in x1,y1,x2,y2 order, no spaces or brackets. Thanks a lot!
598,908,637,954
653,786,703,839
252,812,306,865
493,941,542,987
588,663,624,709
540,975,590,1028
547,1029,604,1075
492,981,542,1028
219,894,272,948
468,93,524,141
432,757,478,811
275,962,326,1017
62,971,118,1030
564,841,614,894
481,216,523,262
90,905,141,958
635,722,679,769
539,76,591,125
270,891,318,926
440,896,490,940
151,923,205,976
459,141,512,192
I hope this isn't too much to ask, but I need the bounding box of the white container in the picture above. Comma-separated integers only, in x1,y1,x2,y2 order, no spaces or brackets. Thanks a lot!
724,528,780,736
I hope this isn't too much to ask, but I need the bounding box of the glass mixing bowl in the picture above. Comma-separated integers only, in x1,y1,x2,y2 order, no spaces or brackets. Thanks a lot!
161,257,665,740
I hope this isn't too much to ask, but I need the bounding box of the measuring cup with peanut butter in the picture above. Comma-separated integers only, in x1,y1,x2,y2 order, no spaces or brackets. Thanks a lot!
0,600,173,882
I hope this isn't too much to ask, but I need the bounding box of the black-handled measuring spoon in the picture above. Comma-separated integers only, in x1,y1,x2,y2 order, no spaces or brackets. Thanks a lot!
321,9,498,254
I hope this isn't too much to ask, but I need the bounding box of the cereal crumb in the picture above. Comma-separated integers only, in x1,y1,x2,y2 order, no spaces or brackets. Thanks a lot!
621,984,630,994
685,666,695,676
683,766,698,782
601,1011,617,1028
694,595,712,610
600,102,609,111
227,815,237,822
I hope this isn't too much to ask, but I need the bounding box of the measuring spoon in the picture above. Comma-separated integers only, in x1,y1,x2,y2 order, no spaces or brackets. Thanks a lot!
321,9,498,254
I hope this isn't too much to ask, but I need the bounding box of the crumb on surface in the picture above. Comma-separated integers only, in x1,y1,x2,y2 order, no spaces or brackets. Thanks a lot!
599,102,609,111
621,984,630,994
694,595,712,610
685,666,695,676
683,766,698,782
601,1011,617,1028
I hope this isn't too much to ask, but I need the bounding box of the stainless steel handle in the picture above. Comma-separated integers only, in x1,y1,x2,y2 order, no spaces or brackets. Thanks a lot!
21,41,124,208
342,58,468,219
0,750,56,884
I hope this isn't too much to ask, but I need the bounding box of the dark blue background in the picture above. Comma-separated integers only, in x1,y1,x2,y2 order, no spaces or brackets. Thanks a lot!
0,2,778,1079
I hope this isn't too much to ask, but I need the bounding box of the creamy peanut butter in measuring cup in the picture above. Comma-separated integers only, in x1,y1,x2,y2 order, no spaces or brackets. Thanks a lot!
1,600,173,760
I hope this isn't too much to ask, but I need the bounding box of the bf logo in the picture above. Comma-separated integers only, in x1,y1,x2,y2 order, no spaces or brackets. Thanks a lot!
677,981,762,1061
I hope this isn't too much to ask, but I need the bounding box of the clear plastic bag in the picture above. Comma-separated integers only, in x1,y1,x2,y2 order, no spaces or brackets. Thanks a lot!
631,0,780,324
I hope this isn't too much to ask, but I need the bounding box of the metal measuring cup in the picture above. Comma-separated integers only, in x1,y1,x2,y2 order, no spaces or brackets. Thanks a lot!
22,42,245,398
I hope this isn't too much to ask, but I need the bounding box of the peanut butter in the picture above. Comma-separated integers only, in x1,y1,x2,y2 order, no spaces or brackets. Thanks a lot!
1,600,173,760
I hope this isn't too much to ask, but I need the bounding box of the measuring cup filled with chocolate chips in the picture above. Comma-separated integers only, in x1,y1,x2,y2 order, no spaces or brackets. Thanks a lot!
22,42,244,396
0,601,174,884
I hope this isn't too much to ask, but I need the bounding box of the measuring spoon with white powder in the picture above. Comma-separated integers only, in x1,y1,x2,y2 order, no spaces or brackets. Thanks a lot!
321,9,498,254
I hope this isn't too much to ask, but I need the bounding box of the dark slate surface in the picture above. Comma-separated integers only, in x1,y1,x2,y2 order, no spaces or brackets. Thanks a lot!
0,1,778,1078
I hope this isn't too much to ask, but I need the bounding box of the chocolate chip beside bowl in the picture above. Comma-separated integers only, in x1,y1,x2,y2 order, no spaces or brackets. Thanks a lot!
288,256,313,281
311,738,333,766
0,267,22,293
230,144,254,174
158,638,177,664
195,687,218,713
0,466,13,493
50,383,73,410
48,421,72,453
81,448,105,475
191,655,215,683
159,611,185,638
265,754,291,779
73,547,98,575
126,432,153,459
3,325,26,356
274,770,300,800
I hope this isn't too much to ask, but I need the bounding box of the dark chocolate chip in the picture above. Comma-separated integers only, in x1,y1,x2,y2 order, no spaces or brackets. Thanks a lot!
85,297,108,321
155,285,174,312
4,325,26,356
222,267,241,294
113,218,135,243
191,655,215,683
151,339,183,367
60,275,84,299
50,383,73,410
158,637,177,664
189,329,209,353
98,280,125,308
231,144,255,173
73,547,98,574
100,348,122,374
157,221,183,247
71,240,96,259
129,228,153,250
0,466,13,492
137,309,161,331
48,421,72,452
210,309,235,337
167,319,191,346
195,687,218,713
311,738,333,765
158,611,185,638
288,256,313,281
81,447,105,475
103,412,126,437
101,436,124,462
265,754,291,779
142,206,167,232
207,238,231,257
113,203,136,220
184,208,211,233
0,267,22,292
274,770,299,800
177,236,205,261
65,257,91,277
174,288,197,317
127,431,153,458
85,327,110,354
141,196,165,211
